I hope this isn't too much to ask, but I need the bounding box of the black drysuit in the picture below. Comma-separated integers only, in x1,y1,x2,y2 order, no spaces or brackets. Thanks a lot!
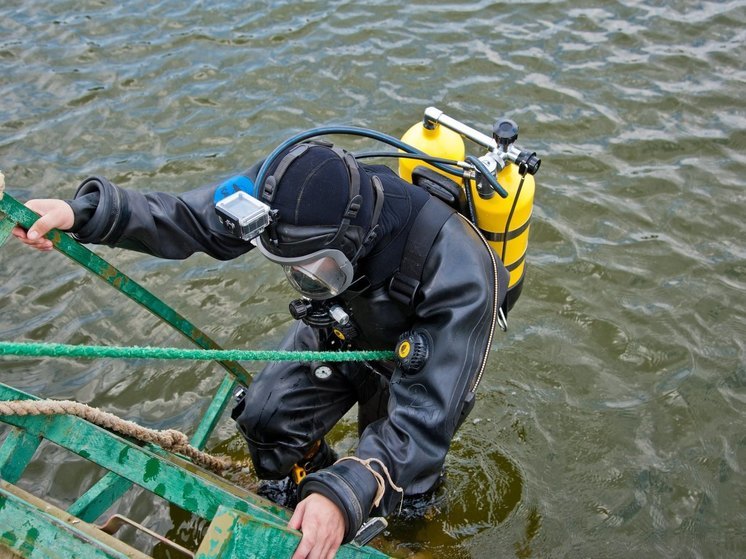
67,162,508,543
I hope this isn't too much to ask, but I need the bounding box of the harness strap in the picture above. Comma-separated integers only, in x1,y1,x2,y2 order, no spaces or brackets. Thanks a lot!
389,197,455,307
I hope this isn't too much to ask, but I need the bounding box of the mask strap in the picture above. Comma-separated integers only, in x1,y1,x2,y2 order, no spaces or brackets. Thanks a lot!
261,143,314,245
349,174,385,266
369,175,384,232
334,148,363,220
323,147,364,250
261,144,310,203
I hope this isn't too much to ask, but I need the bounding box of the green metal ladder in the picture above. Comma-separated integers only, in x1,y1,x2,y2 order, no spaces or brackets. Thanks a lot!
0,187,389,558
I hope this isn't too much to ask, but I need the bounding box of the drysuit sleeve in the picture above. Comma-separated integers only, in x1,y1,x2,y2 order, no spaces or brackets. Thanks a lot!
299,214,509,542
66,174,255,260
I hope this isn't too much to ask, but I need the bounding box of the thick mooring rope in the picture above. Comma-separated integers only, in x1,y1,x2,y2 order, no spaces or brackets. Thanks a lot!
0,341,394,363
0,399,240,474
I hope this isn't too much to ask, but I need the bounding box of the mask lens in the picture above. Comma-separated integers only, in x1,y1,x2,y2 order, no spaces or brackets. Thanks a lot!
283,256,349,299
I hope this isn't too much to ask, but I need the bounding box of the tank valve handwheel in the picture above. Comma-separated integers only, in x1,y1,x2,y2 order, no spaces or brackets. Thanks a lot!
493,119,519,147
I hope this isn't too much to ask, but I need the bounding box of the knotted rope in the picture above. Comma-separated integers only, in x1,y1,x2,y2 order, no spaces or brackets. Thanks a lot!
0,399,241,474
0,341,393,475
335,456,404,511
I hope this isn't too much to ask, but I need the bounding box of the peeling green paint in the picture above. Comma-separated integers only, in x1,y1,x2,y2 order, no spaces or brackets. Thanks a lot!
233,500,249,513
0,214,15,247
18,526,40,555
1,530,17,546
182,483,199,512
144,458,161,482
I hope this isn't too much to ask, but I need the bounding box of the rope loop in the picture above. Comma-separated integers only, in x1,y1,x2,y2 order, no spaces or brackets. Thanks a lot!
335,456,404,511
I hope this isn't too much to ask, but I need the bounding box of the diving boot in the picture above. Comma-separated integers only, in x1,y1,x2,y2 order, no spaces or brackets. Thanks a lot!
394,470,448,521
257,476,299,509
257,439,338,509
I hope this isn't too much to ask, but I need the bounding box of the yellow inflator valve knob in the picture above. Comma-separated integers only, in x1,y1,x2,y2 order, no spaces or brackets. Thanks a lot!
395,330,430,373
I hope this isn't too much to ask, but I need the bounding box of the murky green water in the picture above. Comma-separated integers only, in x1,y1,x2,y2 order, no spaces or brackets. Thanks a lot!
2,1,745,557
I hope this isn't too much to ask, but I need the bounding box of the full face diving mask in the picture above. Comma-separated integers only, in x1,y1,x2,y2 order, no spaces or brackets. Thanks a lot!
255,241,355,300
215,142,383,300
214,181,352,299
257,143,383,299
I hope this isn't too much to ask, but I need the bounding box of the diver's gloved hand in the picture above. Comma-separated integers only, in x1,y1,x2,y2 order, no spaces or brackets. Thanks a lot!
297,458,381,544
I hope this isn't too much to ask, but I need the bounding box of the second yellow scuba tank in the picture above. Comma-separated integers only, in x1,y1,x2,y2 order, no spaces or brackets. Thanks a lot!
398,108,540,309
472,163,535,300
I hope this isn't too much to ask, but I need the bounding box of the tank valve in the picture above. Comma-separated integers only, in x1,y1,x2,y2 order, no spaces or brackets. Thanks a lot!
493,117,541,176
493,118,519,148
395,330,430,373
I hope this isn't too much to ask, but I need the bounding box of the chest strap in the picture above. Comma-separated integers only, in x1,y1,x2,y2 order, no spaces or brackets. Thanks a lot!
388,197,455,307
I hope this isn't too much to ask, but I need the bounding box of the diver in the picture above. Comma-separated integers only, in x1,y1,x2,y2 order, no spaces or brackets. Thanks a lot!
13,140,509,559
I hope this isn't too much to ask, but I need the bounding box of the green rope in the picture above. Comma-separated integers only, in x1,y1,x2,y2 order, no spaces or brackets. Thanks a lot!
0,341,393,363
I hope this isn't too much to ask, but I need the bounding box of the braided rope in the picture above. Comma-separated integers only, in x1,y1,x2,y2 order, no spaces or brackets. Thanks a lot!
0,399,241,473
0,341,393,363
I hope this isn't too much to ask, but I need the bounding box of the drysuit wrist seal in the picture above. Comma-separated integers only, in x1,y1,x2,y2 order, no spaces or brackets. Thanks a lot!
298,460,380,544
71,176,130,244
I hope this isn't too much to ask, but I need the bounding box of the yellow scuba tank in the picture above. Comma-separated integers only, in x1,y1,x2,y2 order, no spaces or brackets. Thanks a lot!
398,119,465,183
471,163,535,299
399,108,539,309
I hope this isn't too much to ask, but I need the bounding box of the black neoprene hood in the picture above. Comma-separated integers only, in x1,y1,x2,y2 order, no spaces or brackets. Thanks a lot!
258,143,377,261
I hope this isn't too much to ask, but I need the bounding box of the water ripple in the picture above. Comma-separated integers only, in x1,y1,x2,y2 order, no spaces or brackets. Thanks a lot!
2,0,746,557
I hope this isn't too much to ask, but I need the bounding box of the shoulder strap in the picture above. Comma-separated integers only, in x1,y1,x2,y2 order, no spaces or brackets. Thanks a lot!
388,197,455,307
